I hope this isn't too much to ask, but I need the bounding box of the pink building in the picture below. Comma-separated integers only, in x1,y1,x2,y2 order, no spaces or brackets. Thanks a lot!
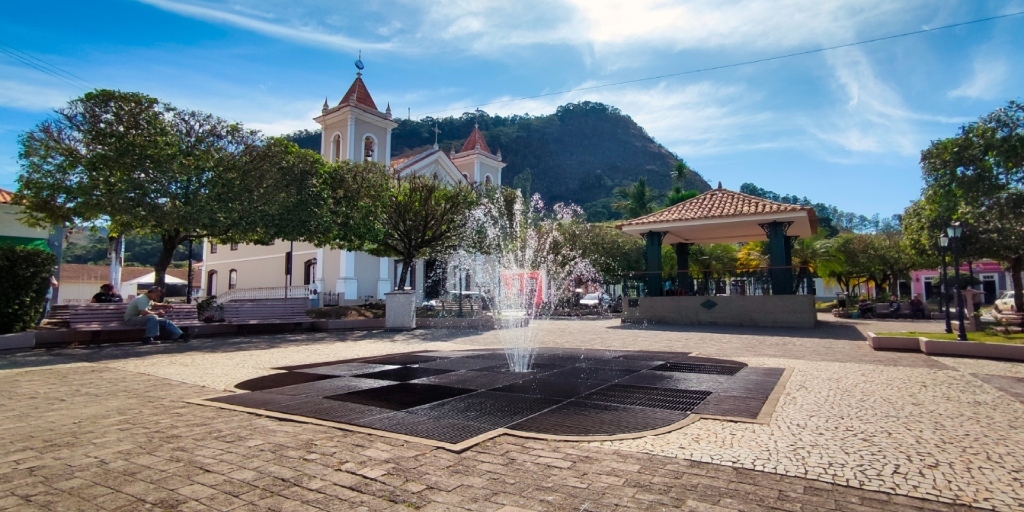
910,260,1012,304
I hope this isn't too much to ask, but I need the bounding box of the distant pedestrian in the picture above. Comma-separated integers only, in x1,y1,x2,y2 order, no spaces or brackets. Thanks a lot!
909,294,927,319
36,276,58,326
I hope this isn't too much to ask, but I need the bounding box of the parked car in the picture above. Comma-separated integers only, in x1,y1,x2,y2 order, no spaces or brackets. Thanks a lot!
579,293,611,308
994,290,1018,313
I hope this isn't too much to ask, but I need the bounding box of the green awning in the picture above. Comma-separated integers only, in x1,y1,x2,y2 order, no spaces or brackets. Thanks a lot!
0,236,51,252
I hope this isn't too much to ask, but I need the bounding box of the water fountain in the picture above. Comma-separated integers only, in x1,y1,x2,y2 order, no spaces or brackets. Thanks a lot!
448,189,600,372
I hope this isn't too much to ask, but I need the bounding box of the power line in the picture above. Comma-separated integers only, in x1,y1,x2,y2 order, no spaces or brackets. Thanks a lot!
416,10,1024,118
0,42,97,91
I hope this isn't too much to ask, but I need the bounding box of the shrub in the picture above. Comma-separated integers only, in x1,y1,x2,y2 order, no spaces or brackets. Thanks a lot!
0,246,56,334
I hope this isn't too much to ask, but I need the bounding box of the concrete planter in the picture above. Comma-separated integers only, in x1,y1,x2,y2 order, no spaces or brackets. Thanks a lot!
865,332,921,351
0,331,35,351
385,290,417,331
920,339,1024,361
624,295,816,329
313,319,386,331
866,332,1024,361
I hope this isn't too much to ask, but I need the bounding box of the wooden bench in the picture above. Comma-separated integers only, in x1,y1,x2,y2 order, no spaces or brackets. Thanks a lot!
46,305,71,327
437,300,483,313
222,301,309,333
872,303,931,319
69,303,202,342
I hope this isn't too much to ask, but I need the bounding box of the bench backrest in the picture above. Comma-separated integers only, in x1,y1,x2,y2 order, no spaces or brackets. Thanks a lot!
69,304,199,326
223,301,309,321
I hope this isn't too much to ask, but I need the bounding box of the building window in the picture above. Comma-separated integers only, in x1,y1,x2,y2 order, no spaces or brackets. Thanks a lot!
206,270,217,296
230,243,238,251
228,269,237,290
210,243,217,254
394,260,416,290
332,134,342,162
303,259,317,285
364,136,375,162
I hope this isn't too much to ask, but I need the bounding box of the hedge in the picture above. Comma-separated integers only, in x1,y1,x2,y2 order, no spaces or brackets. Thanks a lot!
0,246,56,334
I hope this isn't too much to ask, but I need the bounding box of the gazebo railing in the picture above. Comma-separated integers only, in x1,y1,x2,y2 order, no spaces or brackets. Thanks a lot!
622,267,815,298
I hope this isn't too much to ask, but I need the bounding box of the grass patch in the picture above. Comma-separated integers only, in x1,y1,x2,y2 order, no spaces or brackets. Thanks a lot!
876,331,1024,345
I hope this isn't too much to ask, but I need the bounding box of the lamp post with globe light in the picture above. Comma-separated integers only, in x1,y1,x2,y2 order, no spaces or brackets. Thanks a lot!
947,222,968,341
938,233,953,334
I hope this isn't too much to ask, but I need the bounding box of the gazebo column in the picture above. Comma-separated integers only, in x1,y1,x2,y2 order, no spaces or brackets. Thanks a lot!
761,221,794,295
672,243,693,295
643,232,665,296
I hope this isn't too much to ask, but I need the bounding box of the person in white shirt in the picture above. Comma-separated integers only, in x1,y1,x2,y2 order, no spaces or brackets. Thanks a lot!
124,286,188,345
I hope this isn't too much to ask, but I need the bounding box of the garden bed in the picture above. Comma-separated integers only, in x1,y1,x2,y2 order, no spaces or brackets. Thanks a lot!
306,305,384,320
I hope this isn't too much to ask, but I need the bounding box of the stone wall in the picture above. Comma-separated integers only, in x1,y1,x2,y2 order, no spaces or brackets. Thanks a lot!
623,295,816,329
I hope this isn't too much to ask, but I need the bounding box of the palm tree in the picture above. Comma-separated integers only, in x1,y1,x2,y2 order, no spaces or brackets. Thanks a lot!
612,177,662,219
792,234,832,294
665,161,698,207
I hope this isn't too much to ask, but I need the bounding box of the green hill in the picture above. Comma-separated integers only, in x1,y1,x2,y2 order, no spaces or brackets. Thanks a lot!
286,102,710,219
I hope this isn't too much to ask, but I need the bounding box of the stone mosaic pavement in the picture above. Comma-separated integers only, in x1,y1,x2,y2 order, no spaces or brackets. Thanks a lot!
0,315,1021,511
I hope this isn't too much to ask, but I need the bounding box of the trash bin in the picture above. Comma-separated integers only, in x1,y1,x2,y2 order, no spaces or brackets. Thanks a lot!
836,293,848,310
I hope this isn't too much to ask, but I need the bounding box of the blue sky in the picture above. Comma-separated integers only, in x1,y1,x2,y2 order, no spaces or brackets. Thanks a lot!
1,0,1022,218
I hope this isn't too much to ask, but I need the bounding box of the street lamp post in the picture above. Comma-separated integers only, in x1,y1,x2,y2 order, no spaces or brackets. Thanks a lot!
947,222,968,341
938,234,952,334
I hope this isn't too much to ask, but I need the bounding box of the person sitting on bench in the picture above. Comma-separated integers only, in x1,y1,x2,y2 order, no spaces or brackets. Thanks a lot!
909,294,927,319
858,297,874,319
124,286,188,345
888,295,901,317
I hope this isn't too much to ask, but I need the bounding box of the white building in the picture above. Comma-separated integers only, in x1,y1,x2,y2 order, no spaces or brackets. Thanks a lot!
201,68,505,304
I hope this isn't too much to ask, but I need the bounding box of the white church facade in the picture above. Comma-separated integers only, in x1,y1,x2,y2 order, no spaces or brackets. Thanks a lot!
201,69,505,304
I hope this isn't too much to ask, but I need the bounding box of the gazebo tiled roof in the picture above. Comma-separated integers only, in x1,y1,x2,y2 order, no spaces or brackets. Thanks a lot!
619,186,815,228
617,185,818,245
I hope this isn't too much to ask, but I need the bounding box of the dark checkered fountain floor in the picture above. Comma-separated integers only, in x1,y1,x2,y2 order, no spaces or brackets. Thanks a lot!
206,348,785,447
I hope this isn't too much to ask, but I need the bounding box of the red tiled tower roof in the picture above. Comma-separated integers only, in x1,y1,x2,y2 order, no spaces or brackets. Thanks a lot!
340,74,378,111
459,125,491,154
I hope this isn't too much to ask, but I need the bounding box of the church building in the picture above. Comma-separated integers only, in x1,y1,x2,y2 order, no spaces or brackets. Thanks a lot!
201,66,505,303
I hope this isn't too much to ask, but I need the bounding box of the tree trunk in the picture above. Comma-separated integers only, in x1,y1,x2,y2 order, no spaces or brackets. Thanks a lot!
154,233,181,289
107,234,124,294
396,258,412,290
1012,255,1023,313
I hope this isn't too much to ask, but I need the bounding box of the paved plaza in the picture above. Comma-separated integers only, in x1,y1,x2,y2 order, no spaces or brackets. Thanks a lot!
1,315,1022,511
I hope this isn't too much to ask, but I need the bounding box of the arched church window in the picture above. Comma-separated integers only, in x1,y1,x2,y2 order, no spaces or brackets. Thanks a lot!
303,259,317,286
229,269,237,290
364,136,375,162
332,134,342,162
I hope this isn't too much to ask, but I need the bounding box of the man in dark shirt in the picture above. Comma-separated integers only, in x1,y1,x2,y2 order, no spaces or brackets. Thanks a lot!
91,284,124,303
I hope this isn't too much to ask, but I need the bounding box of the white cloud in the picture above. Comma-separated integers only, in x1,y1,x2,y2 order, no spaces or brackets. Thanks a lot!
135,0,394,53
949,56,1008,100
807,48,928,156
0,73,78,112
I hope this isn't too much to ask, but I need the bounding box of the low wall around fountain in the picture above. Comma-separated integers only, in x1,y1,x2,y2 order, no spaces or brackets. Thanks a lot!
623,295,816,329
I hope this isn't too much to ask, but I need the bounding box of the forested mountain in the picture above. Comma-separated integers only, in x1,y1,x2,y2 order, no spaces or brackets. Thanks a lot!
286,102,710,211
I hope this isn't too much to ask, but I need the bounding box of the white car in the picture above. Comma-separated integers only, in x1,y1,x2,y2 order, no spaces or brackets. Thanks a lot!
994,291,1018,313
579,293,611,308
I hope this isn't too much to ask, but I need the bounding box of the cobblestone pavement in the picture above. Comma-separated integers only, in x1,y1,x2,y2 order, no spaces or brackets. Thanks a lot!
0,316,1021,511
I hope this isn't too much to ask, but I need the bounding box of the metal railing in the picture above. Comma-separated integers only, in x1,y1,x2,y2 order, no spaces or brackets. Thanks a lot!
622,268,815,298
215,285,310,303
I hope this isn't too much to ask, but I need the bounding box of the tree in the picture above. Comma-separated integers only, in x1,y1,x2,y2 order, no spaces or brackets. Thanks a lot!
916,100,1024,311
612,177,661,219
16,90,325,287
367,174,478,289
665,160,699,207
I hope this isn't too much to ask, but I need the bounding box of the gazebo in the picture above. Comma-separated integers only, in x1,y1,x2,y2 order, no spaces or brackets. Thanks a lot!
616,184,819,328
